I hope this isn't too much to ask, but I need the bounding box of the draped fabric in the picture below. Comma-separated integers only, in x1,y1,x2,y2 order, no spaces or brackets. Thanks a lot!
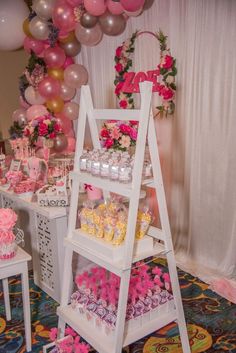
76,0,236,293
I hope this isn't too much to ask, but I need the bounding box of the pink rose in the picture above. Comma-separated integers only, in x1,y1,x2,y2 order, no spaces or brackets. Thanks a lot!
49,132,56,139
38,122,48,136
160,87,174,100
162,55,173,69
129,120,138,126
110,127,120,140
100,128,110,138
119,124,131,134
24,128,30,137
0,208,17,231
116,46,123,58
115,63,123,73
54,123,61,133
119,100,128,109
104,138,114,149
129,128,137,140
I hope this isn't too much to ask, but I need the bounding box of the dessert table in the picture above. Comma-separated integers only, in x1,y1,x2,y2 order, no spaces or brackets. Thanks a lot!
0,186,68,302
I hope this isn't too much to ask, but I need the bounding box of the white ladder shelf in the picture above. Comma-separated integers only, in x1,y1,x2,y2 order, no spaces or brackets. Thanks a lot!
57,82,191,353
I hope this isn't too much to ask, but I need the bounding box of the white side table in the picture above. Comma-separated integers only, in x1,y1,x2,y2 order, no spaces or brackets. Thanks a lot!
0,247,32,352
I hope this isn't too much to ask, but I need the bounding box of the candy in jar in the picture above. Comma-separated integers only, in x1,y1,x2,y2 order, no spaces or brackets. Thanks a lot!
86,208,96,236
79,207,89,232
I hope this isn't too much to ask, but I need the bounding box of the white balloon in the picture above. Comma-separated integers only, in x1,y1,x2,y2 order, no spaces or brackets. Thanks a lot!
0,0,29,51
24,86,46,105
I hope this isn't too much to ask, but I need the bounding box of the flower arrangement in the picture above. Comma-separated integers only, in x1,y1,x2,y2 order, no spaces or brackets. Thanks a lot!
49,327,90,353
0,208,18,259
24,114,62,145
114,30,177,117
100,120,138,150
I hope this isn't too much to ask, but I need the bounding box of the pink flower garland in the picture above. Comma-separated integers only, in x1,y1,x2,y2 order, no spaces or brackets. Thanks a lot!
114,30,177,117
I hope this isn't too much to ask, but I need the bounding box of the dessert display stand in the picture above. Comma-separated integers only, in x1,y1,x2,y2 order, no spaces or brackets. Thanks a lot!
57,82,191,353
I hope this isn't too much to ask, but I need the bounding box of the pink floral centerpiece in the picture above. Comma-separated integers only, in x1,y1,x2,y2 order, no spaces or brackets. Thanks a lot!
0,208,18,259
100,120,138,151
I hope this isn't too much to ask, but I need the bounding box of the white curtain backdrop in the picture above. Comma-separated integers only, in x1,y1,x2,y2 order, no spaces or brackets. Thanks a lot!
76,0,236,290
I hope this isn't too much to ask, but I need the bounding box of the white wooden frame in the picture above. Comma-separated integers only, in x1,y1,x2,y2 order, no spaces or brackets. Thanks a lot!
57,82,191,353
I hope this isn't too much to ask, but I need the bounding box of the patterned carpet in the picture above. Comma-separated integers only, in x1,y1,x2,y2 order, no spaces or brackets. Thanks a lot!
0,259,236,353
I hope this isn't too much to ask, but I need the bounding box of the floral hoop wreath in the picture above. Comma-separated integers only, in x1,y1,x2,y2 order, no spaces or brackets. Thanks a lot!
114,30,177,117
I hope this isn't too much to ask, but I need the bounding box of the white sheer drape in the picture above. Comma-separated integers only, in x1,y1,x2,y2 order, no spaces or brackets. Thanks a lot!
76,0,236,287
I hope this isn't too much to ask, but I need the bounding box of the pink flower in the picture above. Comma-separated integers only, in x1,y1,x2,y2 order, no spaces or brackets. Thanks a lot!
115,46,123,58
104,138,114,148
115,81,124,95
0,208,17,231
49,327,58,341
54,123,61,133
115,63,123,73
110,127,121,140
119,124,131,134
38,122,48,136
100,128,110,138
24,128,30,137
129,120,138,126
160,87,174,100
49,132,56,139
120,135,131,148
162,55,174,69
129,128,137,140
119,99,128,109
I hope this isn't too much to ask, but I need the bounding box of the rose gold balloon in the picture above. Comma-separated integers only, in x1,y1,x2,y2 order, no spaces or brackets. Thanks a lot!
75,22,103,47
80,12,98,28
64,64,88,89
60,81,76,101
99,11,126,36
59,38,81,57
63,102,79,120
53,134,68,152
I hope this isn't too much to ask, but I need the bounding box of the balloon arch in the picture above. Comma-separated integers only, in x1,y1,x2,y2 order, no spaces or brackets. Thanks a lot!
4,0,154,154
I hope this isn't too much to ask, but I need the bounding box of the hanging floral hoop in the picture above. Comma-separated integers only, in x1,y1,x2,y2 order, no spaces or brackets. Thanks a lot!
114,30,177,117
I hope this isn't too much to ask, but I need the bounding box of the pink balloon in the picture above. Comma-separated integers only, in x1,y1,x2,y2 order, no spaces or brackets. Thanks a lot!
23,36,44,55
64,137,76,153
44,46,66,68
66,0,83,6
120,0,144,12
62,56,74,69
84,0,106,16
26,105,48,121
52,1,76,32
56,113,72,134
125,7,143,17
19,96,30,109
38,77,61,99
107,0,124,15
67,128,75,138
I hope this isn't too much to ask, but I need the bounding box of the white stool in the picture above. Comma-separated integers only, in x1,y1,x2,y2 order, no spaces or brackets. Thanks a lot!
0,247,32,352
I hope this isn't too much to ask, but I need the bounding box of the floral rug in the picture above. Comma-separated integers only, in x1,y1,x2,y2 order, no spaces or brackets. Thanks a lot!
0,259,236,353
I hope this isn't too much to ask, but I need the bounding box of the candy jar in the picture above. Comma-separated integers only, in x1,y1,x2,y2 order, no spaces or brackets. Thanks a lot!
136,206,152,239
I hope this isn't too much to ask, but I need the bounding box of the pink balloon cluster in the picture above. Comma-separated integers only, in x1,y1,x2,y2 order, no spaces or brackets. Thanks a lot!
13,0,153,154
